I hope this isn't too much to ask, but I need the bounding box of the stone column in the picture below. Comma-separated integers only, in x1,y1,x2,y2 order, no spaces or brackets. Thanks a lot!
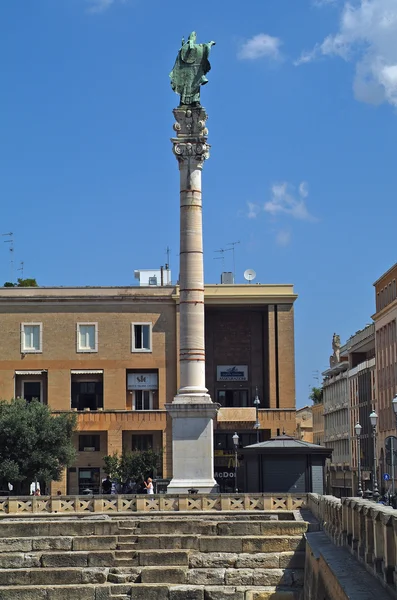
166,106,219,494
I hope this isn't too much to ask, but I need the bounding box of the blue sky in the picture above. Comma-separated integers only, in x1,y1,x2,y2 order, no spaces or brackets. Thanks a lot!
1,0,397,408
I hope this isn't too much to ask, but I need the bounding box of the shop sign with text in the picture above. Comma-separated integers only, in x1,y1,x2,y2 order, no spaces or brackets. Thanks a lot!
217,365,248,382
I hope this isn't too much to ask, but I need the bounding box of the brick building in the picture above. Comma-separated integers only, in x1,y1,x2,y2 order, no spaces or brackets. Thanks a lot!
0,283,297,494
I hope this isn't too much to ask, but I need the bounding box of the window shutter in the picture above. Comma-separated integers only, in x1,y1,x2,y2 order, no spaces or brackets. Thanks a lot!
95,324,99,352
20,323,24,353
76,324,80,352
39,324,43,352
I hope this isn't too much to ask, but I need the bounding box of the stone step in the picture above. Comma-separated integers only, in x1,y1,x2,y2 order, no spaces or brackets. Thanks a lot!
107,564,304,587
137,520,307,537
137,550,190,566
189,551,305,570
0,584,106,599
196,536,304,554
123,584,303,600
0,567,107,586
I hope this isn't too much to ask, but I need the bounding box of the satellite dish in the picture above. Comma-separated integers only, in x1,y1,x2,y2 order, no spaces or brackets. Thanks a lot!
244,269,256,283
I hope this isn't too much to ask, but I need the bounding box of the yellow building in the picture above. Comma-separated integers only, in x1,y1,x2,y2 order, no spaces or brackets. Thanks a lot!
295,406,313,443
312,403,324,447
0,283,297,494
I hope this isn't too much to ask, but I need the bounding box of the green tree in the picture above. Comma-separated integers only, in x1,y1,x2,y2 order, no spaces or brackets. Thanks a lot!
3,278,38,288
0,398,77,495
309,386,323,405
104,449,162,489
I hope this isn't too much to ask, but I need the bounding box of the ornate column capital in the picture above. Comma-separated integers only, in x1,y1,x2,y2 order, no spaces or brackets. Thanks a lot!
171,106,210,165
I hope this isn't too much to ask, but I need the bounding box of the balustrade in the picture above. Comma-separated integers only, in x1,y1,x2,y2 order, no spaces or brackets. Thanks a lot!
308,493,397,595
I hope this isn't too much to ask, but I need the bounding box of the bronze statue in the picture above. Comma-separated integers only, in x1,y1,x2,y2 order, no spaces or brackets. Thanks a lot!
170,32,216,106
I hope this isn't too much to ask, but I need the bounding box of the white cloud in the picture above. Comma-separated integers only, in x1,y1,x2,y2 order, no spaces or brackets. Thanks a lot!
264,182,317,222
247,202,261,219
86,0,125,13
238,34,282,60
297,0,397,108
275,230,292,246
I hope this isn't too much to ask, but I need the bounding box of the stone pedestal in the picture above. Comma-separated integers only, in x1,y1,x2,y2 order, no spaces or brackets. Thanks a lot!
166,105,219,494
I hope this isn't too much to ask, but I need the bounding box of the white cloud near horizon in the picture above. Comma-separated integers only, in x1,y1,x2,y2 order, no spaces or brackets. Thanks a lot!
296,0,397,108
264,181,317,222
238,33,282,60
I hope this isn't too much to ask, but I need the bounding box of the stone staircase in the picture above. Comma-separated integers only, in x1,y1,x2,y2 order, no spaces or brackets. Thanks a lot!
0,512,308,599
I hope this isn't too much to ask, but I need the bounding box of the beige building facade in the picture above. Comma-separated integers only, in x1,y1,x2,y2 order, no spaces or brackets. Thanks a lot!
312,402,324,447
373,263,397,490
296,406,313,443
0,283,297,494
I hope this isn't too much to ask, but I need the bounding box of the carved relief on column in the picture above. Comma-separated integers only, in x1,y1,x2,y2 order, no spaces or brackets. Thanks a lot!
171,107,210,164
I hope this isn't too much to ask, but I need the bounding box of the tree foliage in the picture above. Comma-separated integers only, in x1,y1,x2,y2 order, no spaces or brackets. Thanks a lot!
309,386,323,405
0,398,77,494
103,449,162,486
4,278,38,288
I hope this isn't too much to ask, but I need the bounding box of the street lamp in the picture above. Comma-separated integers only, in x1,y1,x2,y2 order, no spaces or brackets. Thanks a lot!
369,411,380,501
392,395,397,426
354,422,363,498
232,432,239,493
253,387,261,443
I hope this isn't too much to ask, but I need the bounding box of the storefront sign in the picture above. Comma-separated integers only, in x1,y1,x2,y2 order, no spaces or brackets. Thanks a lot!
128,373,158,390
217,365,248,382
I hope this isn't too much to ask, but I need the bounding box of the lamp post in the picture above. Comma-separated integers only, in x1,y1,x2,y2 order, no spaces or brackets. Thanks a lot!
232,432,239,493
253,387,260,444
354,422,363,497
369,411,380,502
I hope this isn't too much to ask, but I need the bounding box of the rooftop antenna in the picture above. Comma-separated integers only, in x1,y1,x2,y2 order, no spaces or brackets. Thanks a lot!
227,241,240,282
18,261,24,279
213,252,225,270
244,268,256,284
2,232,14,283
165,246,171,268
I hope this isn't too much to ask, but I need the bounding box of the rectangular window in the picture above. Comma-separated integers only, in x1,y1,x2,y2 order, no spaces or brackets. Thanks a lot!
132,323,152,352
132,434,153,451
79,434,100,452
217,389,249,408
21,323,42,353
133,390,155,410
77,323,98,352
71,380,103,411
22,381,42,403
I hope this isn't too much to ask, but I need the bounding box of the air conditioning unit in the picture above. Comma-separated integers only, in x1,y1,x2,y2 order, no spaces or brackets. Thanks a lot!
83,447,96,452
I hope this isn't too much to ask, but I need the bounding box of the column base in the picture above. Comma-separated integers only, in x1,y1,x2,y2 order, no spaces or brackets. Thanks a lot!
166,394,220,495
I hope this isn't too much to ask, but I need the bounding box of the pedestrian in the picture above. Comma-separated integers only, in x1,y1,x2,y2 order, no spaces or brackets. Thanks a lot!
102,475,112,495
34,489,41,496
144,477,154,494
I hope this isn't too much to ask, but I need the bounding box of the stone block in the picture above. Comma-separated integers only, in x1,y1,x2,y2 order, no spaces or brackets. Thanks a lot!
199,537,242,553
29,568,82,585
82,568,108,584
141,567,187,584
74,536,117,551
159,536,199,550
187,568,225,586
278,552,305,569
88,552,115,567
245,591,300,600
204,587,244,600
41,552,88,567
138,550,189,566
242,537,292,553
46,586,96,600
225,568,253,585
0,569,31,586
0,539,32,553
217,522,262,536
32,537,73,551
0,587,46,599
236,553,279,569
252,568,286,586
169,585,204,600
189,553,237,568
95,587,111,600
129,584,169,600
0,553,26,569
260,522,308,536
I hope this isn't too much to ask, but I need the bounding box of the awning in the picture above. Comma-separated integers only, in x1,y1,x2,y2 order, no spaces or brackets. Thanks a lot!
71,369,103,375
15,370,46,376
